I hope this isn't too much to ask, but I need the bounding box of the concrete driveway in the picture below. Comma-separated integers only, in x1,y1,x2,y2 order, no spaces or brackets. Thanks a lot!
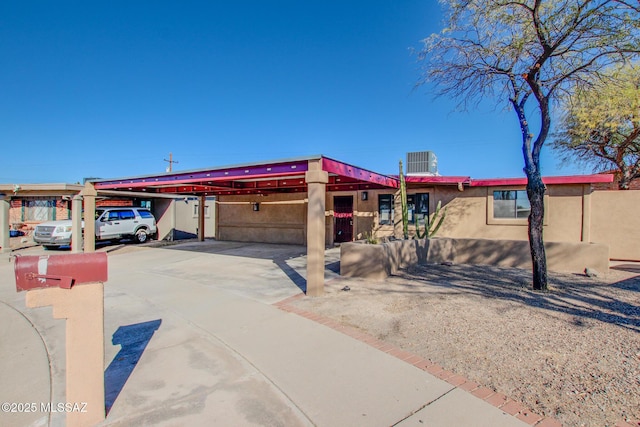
0,241,527,427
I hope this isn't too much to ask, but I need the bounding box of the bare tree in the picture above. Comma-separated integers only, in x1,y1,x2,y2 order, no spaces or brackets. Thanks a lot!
553,63,640,189
417,0,640,290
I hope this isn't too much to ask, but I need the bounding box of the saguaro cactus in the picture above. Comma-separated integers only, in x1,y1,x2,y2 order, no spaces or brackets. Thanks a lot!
415,200,446,239
399,160,409,239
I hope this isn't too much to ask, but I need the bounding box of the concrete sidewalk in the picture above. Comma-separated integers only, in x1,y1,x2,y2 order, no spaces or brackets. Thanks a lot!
1,242,530,426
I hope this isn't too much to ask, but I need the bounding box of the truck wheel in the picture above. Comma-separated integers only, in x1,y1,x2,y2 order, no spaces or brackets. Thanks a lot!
134,229,148,244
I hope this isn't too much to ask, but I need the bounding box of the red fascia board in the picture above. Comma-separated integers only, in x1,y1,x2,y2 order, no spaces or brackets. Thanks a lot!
470,174,614,187
94,171,306,190
322,157,398,188
404,176,471,184
94,160,309,190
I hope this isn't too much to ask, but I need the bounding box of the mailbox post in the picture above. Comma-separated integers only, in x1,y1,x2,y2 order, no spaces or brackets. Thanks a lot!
15,253,108,427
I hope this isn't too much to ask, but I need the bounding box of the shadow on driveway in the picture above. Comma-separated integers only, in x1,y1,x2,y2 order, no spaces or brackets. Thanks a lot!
105,319,162,414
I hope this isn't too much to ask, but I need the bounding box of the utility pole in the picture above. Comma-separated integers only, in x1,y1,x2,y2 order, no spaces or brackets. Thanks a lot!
163,153,179,172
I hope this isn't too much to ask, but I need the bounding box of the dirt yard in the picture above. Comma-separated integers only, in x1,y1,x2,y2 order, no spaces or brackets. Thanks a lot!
289,263,640,427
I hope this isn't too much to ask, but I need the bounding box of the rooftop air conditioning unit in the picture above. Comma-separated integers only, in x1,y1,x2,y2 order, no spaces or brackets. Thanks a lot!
406,151,438,176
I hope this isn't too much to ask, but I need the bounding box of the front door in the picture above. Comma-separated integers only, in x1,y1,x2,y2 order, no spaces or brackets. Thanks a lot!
334,196,353,243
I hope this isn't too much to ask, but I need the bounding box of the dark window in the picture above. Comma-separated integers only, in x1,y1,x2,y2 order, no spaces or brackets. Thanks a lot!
414,193,429,225
118,210,136,220
406,193,429,224
407,195,415,223
378,194,394,225
493,190,530,218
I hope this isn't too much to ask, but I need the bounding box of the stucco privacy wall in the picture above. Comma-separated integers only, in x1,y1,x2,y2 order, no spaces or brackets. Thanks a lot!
341,238,609,280
590,190,640,260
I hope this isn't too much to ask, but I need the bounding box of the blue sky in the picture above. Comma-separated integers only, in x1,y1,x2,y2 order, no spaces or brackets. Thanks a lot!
1,1,588,183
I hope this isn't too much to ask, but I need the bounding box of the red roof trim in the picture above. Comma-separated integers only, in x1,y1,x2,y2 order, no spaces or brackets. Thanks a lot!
470,174,614,187
322,157,398,188
404,176,471,184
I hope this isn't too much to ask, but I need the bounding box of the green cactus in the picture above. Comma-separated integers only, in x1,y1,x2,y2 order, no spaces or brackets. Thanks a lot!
399,160,409,239
415,200,446,239
415,218,428,239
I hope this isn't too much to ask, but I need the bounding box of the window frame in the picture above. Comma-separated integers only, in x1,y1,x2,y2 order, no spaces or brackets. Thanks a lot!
486,187,548,226
409,193,429,225
378,194,394,225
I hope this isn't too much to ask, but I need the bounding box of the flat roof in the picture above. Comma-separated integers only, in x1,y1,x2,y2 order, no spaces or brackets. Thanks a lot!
92,155,398,196
90,154,617,196
0,183,84,196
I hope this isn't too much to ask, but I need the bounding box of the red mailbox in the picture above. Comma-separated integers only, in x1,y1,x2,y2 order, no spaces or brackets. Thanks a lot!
14,253,108,292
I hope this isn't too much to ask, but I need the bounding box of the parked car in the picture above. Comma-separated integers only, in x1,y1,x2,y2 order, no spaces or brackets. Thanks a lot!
33,207,157,249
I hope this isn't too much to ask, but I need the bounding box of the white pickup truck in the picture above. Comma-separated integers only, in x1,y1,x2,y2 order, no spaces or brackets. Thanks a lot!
33,207,157,249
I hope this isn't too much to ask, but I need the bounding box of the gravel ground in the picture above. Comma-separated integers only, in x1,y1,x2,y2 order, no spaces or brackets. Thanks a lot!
290,263,640,427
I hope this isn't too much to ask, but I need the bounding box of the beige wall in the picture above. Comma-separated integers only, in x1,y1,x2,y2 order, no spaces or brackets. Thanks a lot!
590,190,640,260
176,197,216,238
341,237,609,281
153,199,174,240
216,189,394,246
326,189,393,244
153,197,216,241
381,184,637,261
214,183,639,261
217,193,307,244
395,184,585,243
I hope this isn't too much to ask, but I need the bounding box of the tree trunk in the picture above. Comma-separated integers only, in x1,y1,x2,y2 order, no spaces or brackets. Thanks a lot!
527,172,548,291
618,168,631,190
512,92,550,291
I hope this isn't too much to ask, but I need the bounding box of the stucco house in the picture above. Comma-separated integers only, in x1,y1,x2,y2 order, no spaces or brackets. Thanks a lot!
1,154,637,293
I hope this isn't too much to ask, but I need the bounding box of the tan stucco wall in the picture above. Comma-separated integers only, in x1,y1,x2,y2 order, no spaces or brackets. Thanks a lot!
382,184,637,261
341,237,609,280
153,199,174,240
153,198,216,241
326,189,393,243
210,182,639,263
428,237,609,273
175,198,216,238
399,185,585,243
217,193,307,244
217,189,395,246
590,190,640,260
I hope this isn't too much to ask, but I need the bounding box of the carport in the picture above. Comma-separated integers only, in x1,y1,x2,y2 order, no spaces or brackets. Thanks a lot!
87,156,397,295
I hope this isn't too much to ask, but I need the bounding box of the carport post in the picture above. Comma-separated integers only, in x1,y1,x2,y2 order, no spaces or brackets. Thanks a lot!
82,182,97,253
71,194,83,253
198,194,206,241
305,160,328,296
0,194,9,254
